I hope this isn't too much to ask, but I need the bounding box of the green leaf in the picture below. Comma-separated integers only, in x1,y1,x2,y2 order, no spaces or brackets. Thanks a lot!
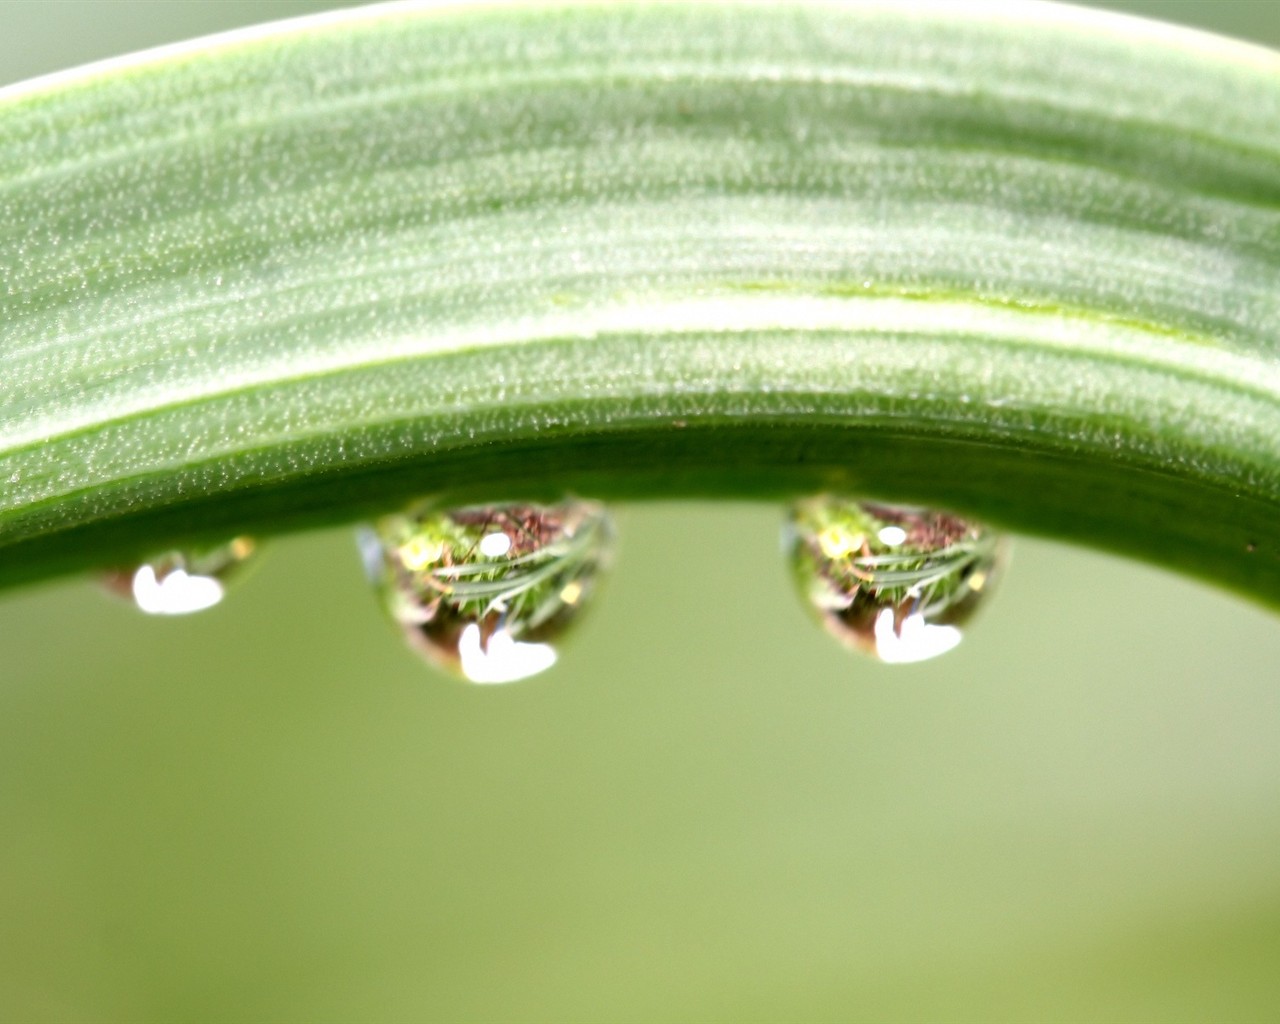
1,1,1277,606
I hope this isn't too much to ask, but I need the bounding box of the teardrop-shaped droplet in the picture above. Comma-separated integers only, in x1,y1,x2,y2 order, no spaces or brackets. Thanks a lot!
360,499,613,684
102,537,257,615
785,497,1006,664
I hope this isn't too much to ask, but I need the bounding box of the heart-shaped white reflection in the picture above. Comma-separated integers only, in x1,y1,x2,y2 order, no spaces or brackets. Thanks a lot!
872,608,963,665
131,565,225,616
456,622,557,684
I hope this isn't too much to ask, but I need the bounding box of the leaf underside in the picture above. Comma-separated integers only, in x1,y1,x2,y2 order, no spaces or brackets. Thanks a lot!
1,1,1278,606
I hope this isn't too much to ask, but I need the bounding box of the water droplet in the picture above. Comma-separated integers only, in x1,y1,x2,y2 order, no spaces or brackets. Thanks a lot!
784,497,1006,664
102,537,257,615
360,499,613,684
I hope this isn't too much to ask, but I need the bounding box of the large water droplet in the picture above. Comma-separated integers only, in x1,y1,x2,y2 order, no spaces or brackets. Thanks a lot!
784,497,1006,664
102,537,257,615
360,499,613,684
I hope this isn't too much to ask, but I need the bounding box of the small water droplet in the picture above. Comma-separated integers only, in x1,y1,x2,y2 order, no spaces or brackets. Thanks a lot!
360,498,613,684
784,497,1006,665
102,537,257,615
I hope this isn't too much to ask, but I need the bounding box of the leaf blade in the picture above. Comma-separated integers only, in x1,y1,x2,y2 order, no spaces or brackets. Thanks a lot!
1,0,1278,604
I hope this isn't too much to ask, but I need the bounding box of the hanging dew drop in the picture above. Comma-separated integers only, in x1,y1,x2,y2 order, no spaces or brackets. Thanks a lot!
102,537,257,615
359,499,613,684
784,497,1006,664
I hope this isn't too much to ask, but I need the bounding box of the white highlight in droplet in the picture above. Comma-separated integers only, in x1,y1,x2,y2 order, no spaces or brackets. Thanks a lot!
479,531,512,557
877,525,908,546
456,622,557,684
131,565,225,616
872,608,963,665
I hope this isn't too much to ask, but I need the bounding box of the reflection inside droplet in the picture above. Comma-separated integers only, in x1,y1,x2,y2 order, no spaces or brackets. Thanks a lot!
872,607,963,665
456,622,557,685
360,498,613,684
877,525,908,547
785,497,1006,664
102,537,257,616
478,531,513,558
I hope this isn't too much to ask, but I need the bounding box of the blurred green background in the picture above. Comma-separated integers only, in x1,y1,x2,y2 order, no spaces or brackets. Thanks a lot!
2,2,1278,1021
